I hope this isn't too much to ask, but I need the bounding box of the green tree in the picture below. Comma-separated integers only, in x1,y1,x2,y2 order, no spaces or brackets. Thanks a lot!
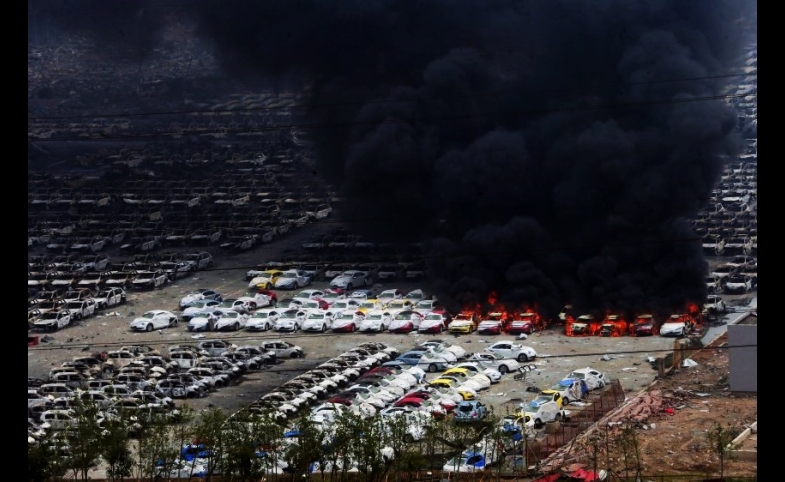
100,416,134,482
28,431,68,482
191,407,228,480
135,412,180,481
64,398,105,481
706,422,738,481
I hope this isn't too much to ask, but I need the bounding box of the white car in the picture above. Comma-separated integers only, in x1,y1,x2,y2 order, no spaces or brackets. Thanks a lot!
187,311,219,332
217,298,256,315
566,367,607,391
327,299,362,313
484,341,537,362
329,270,369,290
377,289,404,304
130,310,178,332
442,442,500,473
261,340,305,359
288,298,325,312
451,362,503,383
659,314,695,337
388,310,425,333
417,313,449,333
213,310,249,331
93,287,127,310
420,340,467,360
179,290,215,310
359,310,393,332
236,291,276,310
723,275,753,294
181,300,222,321
517,400,568,429
331,311,363,333
413,299,438,314
466,352,520,375
246,309,280,331
296,289,325,300
274,270,311,290
302,312,333,332
273,309,307,332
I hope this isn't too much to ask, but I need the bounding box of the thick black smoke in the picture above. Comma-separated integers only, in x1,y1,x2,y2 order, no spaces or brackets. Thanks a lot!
32,1,755,318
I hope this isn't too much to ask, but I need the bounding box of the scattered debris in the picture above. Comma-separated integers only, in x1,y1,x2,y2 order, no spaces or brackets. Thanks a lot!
601,354,613,361
682,358,698,367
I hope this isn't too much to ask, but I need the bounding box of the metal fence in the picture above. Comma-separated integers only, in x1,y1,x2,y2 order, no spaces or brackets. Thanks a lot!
521,379,626,463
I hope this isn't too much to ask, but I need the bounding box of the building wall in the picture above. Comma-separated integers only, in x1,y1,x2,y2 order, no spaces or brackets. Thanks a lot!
728,324,757,392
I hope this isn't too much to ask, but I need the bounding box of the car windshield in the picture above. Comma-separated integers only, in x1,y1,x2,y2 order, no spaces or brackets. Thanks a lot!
221,312,238,318
338,314,354,320
367,314,382,320
308,314,325,320
142,312,156,319
458,404,475,413
281,272,297,278
425,314,442,320
568,372,585,380
252,312,269,318
322,292,340,299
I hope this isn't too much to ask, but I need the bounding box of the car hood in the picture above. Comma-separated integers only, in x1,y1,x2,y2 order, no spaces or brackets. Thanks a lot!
189,318,211,327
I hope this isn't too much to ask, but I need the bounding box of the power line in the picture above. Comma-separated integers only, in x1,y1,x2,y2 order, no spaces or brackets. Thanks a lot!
27,72,755,121
28,93,755,142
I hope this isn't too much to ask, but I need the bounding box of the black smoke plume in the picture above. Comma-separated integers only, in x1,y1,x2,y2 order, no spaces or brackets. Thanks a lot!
32,1,755,318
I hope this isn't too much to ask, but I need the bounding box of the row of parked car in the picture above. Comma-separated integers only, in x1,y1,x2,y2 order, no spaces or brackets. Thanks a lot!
27,340,305,444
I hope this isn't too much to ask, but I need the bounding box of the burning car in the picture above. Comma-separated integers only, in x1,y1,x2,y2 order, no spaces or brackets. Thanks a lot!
630,314,658,336
659,313,696,337
477,313,505,335
448,312,478,334
598,314,628,337
507,312,540,335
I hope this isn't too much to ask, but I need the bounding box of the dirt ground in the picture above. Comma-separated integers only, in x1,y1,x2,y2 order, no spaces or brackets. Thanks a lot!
27,223,757,480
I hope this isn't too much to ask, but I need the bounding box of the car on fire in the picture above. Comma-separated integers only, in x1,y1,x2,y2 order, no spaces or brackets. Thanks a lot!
507,312,540,335
448,312,478,334
598,314,628,337
477,313,506,335
568,314,599,336
659,314,696,337
630,314,658,336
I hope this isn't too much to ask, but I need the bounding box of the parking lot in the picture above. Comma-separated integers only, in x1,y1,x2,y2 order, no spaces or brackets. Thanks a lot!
29,221,754,424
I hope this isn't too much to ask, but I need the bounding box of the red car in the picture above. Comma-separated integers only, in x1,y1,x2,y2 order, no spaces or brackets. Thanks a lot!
507,312,540,334
630,314,658,336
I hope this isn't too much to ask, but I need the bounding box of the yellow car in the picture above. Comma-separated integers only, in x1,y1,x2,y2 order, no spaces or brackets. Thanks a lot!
357,299,384,314
385,299,414,312
531,390,564,410
247,270,283,290
448,314,476,334
441,367,471,378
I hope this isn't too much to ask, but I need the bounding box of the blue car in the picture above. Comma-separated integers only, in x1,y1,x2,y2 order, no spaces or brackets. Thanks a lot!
453,400,488,422
181,443,213,462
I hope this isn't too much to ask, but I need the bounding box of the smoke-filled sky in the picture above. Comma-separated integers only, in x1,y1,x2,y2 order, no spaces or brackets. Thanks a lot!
29,0,756,318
